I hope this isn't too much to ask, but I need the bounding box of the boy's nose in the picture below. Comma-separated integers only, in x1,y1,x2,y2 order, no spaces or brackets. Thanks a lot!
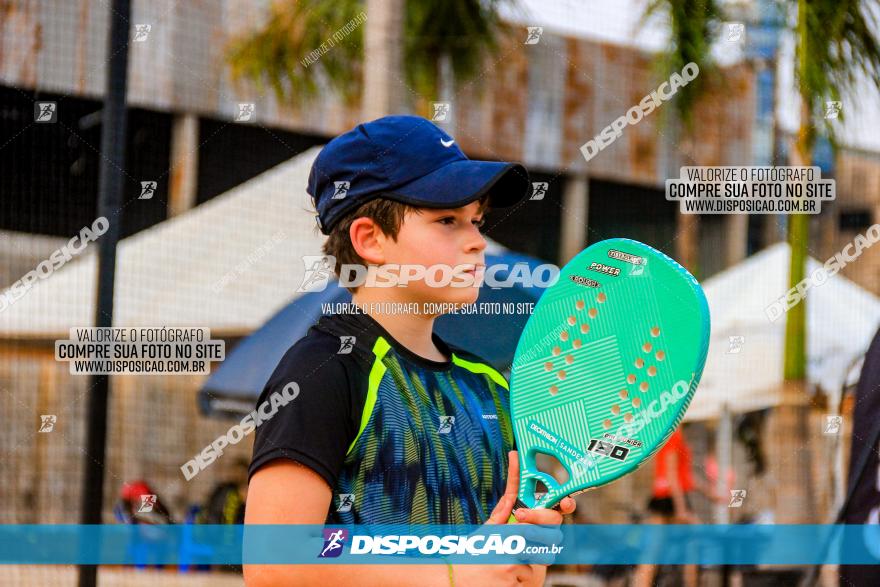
465,229,487,253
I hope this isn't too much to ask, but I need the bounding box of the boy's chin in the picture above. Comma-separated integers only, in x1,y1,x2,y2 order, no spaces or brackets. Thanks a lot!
430,287,480,307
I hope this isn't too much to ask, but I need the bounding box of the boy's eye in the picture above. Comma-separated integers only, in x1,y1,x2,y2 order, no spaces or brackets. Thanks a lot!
436,216,485,228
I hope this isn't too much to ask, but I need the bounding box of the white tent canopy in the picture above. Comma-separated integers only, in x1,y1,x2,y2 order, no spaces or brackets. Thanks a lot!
0,146,515,340
685,242,880,421
0,147,327,338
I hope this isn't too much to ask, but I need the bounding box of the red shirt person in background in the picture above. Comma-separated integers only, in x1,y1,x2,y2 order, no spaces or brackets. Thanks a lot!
633,426,722,587
648,427,697,521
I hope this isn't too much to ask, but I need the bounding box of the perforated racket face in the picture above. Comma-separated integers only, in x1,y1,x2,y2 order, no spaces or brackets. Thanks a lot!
509,238,710,509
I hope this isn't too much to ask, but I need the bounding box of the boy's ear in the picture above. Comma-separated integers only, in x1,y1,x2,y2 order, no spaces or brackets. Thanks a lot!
349,217,386,265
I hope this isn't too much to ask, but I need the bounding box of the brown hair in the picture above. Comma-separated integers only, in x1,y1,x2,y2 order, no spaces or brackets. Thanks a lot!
320,195,490,293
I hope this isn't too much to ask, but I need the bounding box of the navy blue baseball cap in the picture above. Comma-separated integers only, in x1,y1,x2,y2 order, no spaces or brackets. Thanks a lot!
307,115,531,235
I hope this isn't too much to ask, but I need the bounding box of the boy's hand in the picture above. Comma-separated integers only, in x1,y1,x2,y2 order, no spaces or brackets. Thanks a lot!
486,450,577,570
487,450,577,525
460,450,576,578
448,452,575,585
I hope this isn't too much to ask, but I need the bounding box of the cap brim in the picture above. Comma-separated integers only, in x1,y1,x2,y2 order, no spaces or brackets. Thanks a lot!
380,159,530,210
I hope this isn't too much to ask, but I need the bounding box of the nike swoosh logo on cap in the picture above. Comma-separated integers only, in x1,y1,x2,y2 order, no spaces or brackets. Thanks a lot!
441,138,455,147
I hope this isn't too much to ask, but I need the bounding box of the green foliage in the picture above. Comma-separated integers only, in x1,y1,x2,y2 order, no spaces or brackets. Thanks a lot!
226,0,511,109
404,0,509,100
643,0,725,127
794,0,880,150
226,0,365,108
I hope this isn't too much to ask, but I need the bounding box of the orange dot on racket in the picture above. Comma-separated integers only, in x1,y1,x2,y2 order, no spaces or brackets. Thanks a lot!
611,404,620,415
603,419,612,429
560,331,569,341
619,389,628,399
565,355,574,364
544,362,553,371
650,326,660,337
553,346,561,356
597,292,607,303
588,308,598,319
655,350,666,361
580,323,590,334
558,370,567,379
639,382,649,392
549,385,558,396
627,374,636,384
567,315,576,325
576,300,585,310
632,397,642,408
573,339,582,349
624,413,633,423
634,358,645,369
643,342,653,352
647,366,657,377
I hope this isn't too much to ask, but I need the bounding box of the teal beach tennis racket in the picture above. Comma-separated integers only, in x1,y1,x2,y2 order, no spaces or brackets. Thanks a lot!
508,238,710,514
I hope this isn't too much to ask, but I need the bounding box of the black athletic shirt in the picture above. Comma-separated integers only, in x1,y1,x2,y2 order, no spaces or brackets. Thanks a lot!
248,305,517,524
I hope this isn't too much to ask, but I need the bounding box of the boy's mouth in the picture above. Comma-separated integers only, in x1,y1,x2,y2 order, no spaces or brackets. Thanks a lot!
460,264,486,283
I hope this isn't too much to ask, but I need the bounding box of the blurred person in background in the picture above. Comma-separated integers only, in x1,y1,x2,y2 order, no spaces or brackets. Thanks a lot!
116,479,174,525
632,426,725,587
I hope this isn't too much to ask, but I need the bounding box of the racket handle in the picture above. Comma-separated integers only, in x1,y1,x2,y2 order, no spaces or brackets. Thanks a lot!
507,498,562,523
507,498,530,523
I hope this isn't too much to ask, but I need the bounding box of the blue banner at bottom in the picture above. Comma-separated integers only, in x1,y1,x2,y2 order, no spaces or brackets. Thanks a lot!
1,524,879,565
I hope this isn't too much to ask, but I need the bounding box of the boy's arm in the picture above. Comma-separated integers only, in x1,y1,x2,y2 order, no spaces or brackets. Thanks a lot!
243,459,460,587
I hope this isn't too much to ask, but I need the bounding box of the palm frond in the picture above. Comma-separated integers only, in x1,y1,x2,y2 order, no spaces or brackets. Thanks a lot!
794,0,880,150
225,0,511,109
643,0,725,127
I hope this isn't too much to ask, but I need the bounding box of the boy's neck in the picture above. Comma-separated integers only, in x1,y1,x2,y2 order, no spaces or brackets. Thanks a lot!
351,291,448,363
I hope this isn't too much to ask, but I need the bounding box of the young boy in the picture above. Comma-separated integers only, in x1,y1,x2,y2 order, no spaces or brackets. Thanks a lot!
244,115,575,586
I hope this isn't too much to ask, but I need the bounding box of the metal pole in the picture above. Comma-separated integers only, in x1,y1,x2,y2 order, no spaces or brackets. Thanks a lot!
78,0,130,585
